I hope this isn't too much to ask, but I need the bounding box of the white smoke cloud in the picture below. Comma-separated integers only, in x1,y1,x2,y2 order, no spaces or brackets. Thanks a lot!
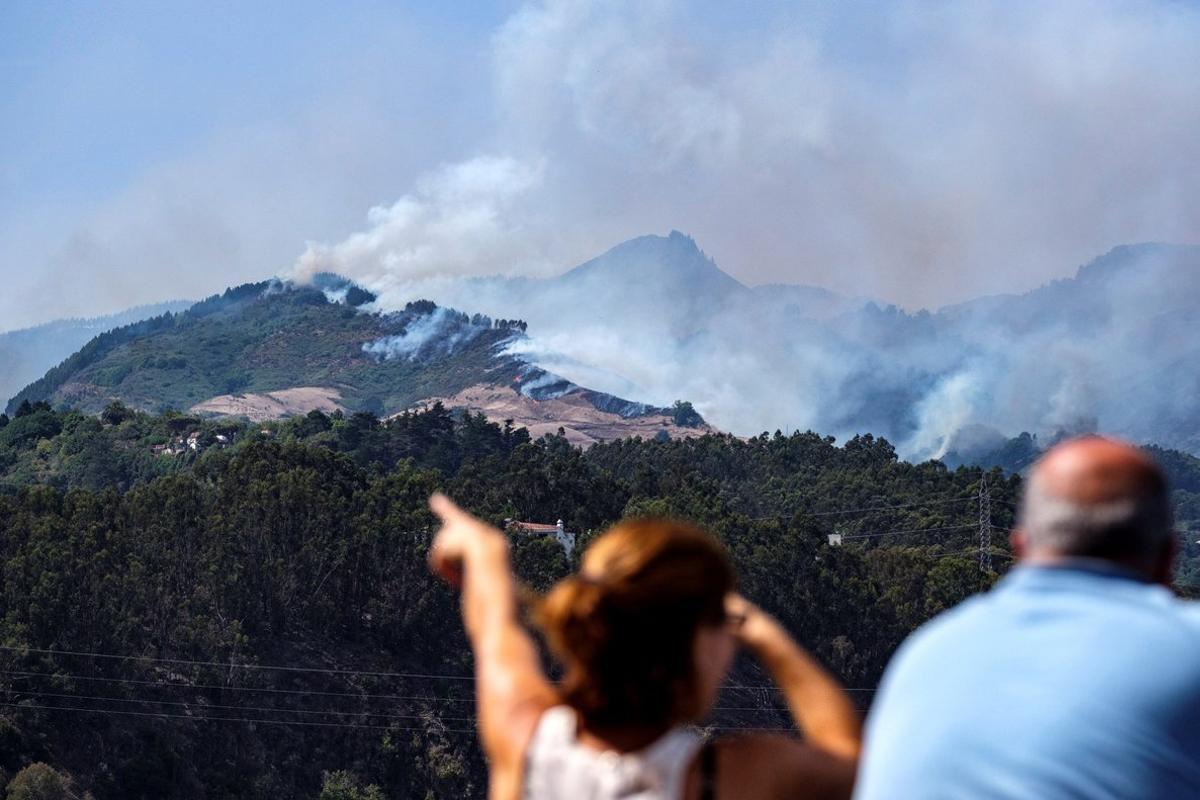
902,372,985,461
291,156,548,299
362,306,492,362
493,0,759,167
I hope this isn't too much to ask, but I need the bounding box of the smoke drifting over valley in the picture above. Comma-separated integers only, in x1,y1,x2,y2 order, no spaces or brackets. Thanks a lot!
10,1,1200,456
277,2,1200,458
400,234,1200,459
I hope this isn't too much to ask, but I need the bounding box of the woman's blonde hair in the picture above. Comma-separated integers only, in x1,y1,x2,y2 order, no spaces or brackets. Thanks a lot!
536,518,735,728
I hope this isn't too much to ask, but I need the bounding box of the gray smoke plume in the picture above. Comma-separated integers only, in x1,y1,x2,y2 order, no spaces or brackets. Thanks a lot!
278,0,1200,456
294,0,1200,308
362,307,495,363
369,235,1200,459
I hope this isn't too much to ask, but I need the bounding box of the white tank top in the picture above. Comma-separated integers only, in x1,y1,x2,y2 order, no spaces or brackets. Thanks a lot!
522,706,702,799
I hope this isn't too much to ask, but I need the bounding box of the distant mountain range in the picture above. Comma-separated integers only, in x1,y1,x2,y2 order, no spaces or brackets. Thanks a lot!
0,301,193,405
6,232,1199,457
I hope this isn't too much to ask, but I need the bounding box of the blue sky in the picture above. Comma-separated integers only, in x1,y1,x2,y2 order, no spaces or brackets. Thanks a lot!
3,0,1199,330
1,1,507,327
1,2,507,206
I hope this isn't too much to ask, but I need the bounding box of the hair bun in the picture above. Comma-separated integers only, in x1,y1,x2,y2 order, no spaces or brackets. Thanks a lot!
533,518,736,729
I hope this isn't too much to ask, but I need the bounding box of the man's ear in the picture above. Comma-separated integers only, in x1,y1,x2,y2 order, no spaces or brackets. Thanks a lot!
1009,529,1028,561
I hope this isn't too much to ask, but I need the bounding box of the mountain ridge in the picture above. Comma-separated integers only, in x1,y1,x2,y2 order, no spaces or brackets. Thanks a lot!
9,233,1200,457
4,276,710,446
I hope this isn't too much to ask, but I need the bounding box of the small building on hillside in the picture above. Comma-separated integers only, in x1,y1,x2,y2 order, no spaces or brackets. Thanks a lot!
152,440,186,457
507,519,577,557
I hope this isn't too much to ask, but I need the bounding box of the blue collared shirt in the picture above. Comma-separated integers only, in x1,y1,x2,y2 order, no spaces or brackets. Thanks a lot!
854,564,1200,799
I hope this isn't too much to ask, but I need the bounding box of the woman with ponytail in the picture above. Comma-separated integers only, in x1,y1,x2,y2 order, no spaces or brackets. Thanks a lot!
428,494,861,800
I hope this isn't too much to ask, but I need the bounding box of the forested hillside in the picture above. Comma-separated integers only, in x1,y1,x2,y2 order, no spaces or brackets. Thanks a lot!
0,403,1195,797
4,279,530,419
4,277,700,448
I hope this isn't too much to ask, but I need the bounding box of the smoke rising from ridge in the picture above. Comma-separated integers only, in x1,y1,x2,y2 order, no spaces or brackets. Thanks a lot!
293,157,550,294
275,0,1200,456
362,306,494,363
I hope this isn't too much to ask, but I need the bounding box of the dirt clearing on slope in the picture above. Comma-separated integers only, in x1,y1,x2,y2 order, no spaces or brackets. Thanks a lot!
410,384,715,447
191,387,345,421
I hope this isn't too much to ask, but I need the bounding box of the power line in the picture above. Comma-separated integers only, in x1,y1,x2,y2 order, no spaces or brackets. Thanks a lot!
2,669,882,706
2,667,877,695
839,523,977,541
0,702,810,735
3,689,477,722
0,701,470,731
10,686,828,726
0,671,477,705
1,671,479,703
752,496,977,521
0,646,477,681
806,496,976,517
2,673,878,718
928,548,1013,562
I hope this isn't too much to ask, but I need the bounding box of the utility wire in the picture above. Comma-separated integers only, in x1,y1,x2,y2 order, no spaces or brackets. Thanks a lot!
750,496,976,521
1,649,886,693
12,685,823,725
0,645,476,680
805,496,977,517
839,523,977,541
0,701,467,731
1,667,877,695
0,702,805,734
1,670,477,703
0,677,867,714
2,689,477,722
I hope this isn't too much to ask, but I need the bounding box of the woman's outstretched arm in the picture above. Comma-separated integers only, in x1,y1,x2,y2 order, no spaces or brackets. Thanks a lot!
729,594,861,759
428,494,555,795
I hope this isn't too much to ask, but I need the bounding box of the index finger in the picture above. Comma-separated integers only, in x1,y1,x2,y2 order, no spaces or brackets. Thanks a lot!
429,492,469,523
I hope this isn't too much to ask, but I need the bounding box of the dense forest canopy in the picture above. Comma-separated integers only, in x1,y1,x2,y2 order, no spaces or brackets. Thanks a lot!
0,402,1196,797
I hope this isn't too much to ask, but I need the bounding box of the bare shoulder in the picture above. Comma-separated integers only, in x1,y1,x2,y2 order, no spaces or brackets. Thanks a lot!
685,734,857,800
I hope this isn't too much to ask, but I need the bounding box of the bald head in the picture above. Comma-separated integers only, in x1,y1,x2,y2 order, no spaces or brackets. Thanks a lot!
1018,437,1173,574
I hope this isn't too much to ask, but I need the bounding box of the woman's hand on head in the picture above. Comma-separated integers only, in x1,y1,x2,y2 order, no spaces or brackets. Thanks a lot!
428,493,505,588
726,593,788,651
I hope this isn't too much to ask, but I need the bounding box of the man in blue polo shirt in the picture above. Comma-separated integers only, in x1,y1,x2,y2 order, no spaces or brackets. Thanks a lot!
855,436,1200,799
